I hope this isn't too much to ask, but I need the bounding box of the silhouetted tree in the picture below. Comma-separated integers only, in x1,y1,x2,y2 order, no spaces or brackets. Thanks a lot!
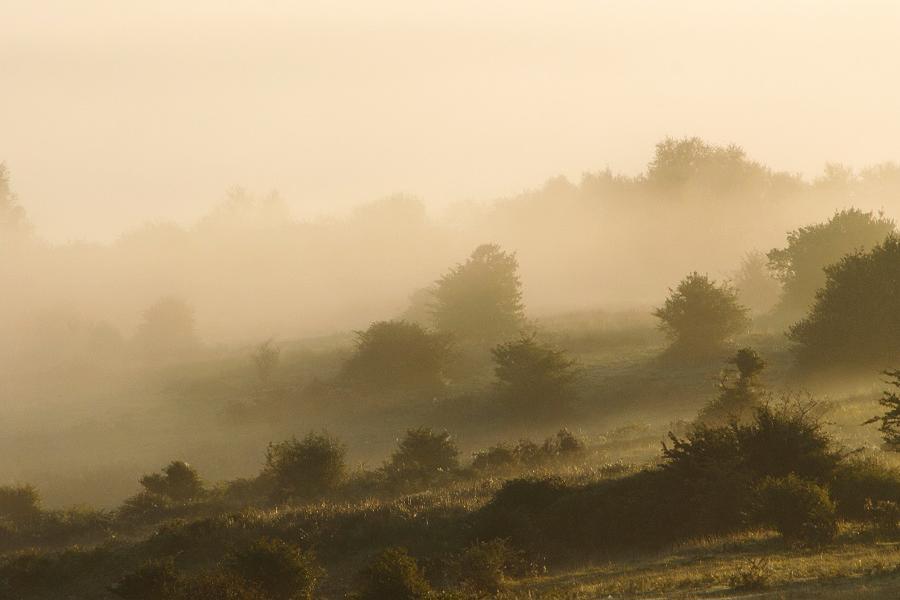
139,461,204,501
264,432,346,502
341,320,450,392
134,296,199,361
432,244,525,344
492,335,578,419
865,370,900,451
789,236,900,369
384,427,459,488
768,209,895,318
654,272,749,355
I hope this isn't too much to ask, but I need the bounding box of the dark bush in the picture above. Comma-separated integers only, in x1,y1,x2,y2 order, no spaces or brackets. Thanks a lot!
454,539,519,594
227,537,323,600
753,475,837,545
265,432,346,503
830,457,900,519
341,320,450,393
492,335,578,420
541,428,585,459
865,499,900,539
471,444,517,473
384,428,459,489
118,491,175,523
140,461,204,501
354,547,432,600
697,348,766,425
0,485,41,523
110,559,180,600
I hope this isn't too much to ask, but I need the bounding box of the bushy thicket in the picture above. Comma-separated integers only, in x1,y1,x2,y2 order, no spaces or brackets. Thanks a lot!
140,461,204,501
264,432,346,503
0,485,41,524
477,402,844,556
353,547,432,600
227,537,323,600
471,429,585,474
752,475,837,545
383,428,459,490
696,348,766,424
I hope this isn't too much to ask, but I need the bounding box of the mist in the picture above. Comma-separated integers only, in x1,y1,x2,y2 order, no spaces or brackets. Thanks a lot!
5,3,900,598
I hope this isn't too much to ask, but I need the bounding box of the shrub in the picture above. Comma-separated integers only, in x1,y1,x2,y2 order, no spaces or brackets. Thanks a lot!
541,429,585,459
492,336,579,420
654,272,750,356
753,475,837,545
384,428,459,489
227,537,323,600
252,339,281,384
865,499,900,540
341,320,450,393
110,559,180,600
830,457,900,519
117,491,175,523
354,547,432,600
0,485,41,523
454,539,519,594
265,432,346,503
140,461,204,501
471,445,517,473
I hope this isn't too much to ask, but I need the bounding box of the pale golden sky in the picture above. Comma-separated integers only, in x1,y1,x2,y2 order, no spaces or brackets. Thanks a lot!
3,1,899,242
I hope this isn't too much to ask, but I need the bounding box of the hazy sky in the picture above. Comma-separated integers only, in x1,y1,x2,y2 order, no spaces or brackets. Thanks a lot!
3,1,899,243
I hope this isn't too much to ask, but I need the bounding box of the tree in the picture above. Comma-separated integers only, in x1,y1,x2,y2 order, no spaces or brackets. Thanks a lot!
134,296,199,361
0,484,41,523
788,236,900,369
768,209,895,318
139,461,204,501
383,427,459,488
865,370,900,450
733,251,781,315
264,432,346,503
431,244,525,344
491,335,578,419
341,320,450,392
654,272,750,355
252,339,281,384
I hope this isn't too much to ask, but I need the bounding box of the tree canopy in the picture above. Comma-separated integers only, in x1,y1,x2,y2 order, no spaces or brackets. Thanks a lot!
431,244,525,344
789,235,900,370
768,209,895,319
654,272,750,355
492,335,578,419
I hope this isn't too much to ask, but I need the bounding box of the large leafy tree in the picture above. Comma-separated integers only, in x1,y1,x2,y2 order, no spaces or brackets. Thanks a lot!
654,272,750,355
768,209,895,318
431,244,525,344
789,236,900,369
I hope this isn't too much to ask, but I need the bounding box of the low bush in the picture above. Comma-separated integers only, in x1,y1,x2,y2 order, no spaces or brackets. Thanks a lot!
173,571,266,600
265,432,346,503
227,537,323,600
830,457,900,519
454,539,520,594
726,558,772,591
110,559,180,600
865,499,900,539
353,547,432,600
753,475,837,545
384,428,459,490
